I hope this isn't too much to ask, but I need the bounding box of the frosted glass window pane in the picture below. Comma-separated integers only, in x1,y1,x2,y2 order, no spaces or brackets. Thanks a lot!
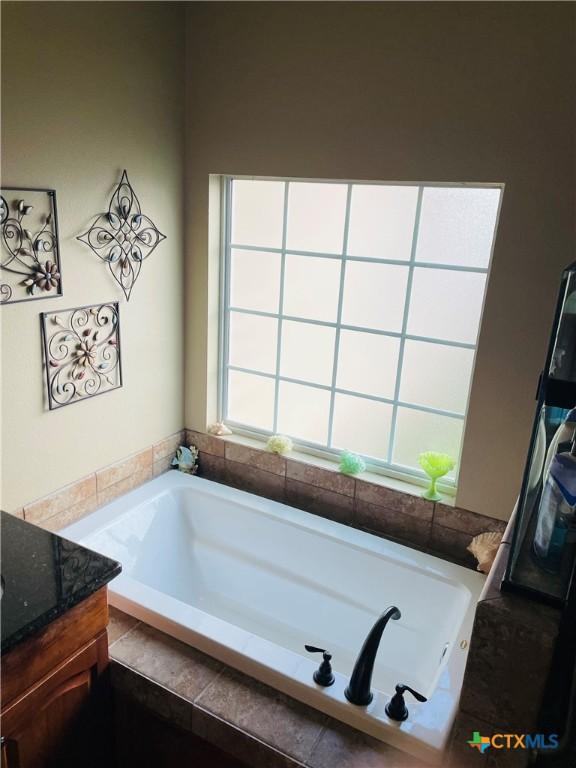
232,180,284,248
332,394,392,460
229,312,277,374
280,321,335,385
347,185,418,260
286,182,347,254
336,330,400,399
230,249,281,313
399,341,474,414
283,254,341,322
407,268,486,344
393,408,463,473
416,187,500,268
227,370,275,431
342,261,408,332
277,381,330,444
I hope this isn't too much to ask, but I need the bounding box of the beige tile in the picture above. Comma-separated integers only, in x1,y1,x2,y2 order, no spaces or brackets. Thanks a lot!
186,429,225,457
108,606,140,645
355,499,431,547
355,480,433,521
7,508,24,519
110,661,194,732
153,455,174,477
285,478,353,525
308,720,424,768
196,668,325,763
153,430,185,463
111,623,222,702
192,706,304,768
434,503,506,536
225,441,286,476
97,466,152,506
225,460,286,503
286,459,355,497
24,474,96,525
42,495,98,532
96,448,153,492
428,524,475,567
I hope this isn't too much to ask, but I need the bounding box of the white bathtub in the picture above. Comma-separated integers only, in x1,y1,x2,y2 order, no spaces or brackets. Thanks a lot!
62,471,484,764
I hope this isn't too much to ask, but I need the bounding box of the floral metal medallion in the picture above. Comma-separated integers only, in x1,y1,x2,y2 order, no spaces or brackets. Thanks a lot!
1,188,63,305
41,302,122,410
77,170,166,301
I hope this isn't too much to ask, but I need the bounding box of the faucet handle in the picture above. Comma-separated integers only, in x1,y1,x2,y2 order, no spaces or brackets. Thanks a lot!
385,684,427,721
304,645,328,654
304,645,335,687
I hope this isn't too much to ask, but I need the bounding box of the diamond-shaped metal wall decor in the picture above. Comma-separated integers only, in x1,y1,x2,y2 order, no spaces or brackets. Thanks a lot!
77,170,165,300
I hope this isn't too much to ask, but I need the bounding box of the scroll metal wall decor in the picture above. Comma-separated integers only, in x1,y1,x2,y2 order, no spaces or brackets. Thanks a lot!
41,302,122,410
77,170,166,300
1,187,63,305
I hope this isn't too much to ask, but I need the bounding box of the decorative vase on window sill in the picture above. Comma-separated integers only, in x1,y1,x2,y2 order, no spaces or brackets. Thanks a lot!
418,452,455,501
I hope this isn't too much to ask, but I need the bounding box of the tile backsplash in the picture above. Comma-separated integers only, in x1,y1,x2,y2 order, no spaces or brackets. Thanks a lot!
9,431,184,531
6,427,506,568
186,429,507,569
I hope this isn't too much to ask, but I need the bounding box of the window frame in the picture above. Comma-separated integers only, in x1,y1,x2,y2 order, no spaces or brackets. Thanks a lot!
218,175,503,488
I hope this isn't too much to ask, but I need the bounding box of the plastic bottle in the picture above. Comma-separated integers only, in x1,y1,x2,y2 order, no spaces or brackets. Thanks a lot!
534,437,576,571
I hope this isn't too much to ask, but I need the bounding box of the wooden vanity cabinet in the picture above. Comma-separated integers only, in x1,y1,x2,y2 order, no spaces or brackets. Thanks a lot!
0,588,112,768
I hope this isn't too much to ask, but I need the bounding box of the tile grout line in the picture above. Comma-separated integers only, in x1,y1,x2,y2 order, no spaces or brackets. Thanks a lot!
108,620,143,651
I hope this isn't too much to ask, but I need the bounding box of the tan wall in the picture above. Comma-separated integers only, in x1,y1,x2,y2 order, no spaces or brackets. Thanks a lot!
184,2,576,521
1,2,185,511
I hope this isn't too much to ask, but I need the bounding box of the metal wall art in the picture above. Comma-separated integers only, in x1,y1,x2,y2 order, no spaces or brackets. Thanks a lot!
1,187,62,305
77,170,165,301
41,302,122,410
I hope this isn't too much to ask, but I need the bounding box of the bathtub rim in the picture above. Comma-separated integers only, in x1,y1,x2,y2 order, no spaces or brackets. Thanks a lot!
62,471,485,765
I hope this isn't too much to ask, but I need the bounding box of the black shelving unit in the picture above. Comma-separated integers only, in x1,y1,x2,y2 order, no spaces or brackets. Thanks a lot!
503,261,576,607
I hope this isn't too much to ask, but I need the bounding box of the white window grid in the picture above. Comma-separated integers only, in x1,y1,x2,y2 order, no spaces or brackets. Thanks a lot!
218,176,500,484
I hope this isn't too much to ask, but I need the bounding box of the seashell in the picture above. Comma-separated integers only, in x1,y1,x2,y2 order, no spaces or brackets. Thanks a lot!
467,531,502,574
207,422,232,436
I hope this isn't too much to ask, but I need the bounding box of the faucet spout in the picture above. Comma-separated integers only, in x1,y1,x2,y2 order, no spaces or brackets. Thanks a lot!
344,605,401,706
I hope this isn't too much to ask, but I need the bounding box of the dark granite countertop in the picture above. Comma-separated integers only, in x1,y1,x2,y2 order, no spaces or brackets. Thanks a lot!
1,511,121,654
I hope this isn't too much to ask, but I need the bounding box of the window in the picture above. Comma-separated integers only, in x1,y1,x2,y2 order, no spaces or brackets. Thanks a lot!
219,177,502,483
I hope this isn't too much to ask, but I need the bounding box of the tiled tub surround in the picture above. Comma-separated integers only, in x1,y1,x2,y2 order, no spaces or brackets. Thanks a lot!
107,545,562,768
108,610,429,768
4,430,560,765
6,430,184,530
446,521,562,768
186,430,507,569
6,427,506,568
61,472,484,764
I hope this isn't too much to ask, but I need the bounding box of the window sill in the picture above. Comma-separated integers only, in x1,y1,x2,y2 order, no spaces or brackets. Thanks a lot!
212,430,456,506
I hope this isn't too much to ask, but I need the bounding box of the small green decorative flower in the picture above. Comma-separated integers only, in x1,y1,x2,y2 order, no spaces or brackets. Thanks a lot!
266,435,293,455
418,451,455,501
339,450,366,476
